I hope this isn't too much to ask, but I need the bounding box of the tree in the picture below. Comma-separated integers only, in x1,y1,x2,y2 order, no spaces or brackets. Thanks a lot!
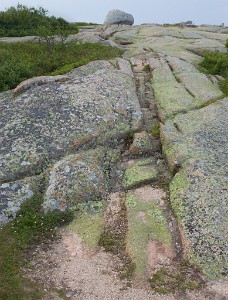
36,22,55,54
0,4,78,37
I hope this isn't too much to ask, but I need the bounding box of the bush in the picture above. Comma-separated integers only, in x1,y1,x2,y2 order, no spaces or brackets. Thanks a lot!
0,4,78,37
220,79,228,96
199,51,228,78
0,41,123,92
199,50,228,96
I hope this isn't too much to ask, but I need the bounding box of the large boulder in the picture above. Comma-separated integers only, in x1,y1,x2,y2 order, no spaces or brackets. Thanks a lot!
104,9,134,26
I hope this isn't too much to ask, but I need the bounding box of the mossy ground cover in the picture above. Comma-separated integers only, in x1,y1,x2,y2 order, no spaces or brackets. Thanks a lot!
125,192,172,275
67,201,104,249
0,41,123,92
151,121,160,136
0,193,74,300
150,261,202,294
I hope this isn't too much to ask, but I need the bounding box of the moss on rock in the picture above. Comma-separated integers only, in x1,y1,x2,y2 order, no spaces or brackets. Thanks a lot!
125,191,172,275
122,158,158,189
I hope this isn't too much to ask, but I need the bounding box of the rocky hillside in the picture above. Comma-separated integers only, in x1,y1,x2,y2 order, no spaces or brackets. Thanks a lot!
0,24,227,299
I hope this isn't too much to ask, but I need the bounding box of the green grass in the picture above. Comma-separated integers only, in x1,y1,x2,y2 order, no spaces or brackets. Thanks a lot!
67,201,104,249
0,41,123,92
220,79,228,95
0,193,74,300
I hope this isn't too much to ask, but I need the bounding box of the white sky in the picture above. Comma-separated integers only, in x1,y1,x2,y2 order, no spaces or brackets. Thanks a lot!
0,0,227,25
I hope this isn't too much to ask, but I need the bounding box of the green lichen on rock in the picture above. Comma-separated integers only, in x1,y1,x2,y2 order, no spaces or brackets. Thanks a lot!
0,176,40,224
125,192,172,274
161,96,228,279
129,131,153,155
43,148,107,212
169,169,190,223
151,56,224,121
0,59,142,184
122,158,158,189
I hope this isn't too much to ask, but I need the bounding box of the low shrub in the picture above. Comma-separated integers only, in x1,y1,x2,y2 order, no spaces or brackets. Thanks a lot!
199,51,228,78
0,41,123,92
199,49,228,96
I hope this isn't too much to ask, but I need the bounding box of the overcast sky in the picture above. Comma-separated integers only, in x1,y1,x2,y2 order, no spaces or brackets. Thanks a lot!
0,0,227,25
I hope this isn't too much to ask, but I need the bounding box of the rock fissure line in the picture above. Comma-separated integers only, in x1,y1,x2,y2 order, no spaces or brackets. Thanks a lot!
132,58,186,255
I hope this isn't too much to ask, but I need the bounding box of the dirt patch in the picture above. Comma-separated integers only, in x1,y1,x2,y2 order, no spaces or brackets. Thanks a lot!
23,230,227,300
147,240,176,274
62,231,99,259
24,230,178,300
134,185,166,203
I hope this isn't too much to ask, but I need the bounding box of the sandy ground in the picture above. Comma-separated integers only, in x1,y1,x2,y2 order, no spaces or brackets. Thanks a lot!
24,230,228,300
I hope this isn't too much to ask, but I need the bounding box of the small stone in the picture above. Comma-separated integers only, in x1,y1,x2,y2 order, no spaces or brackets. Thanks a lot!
122,158,158,189
129,131,153,155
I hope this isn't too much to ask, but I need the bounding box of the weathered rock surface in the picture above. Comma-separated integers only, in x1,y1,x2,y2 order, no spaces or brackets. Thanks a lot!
150,56,223,121
160,98,228,278
0,59,141,222
104,9,134,26
122,158,158,189
108,24,227,280
129,131,153,155
0,176,38,223
43,148,107,212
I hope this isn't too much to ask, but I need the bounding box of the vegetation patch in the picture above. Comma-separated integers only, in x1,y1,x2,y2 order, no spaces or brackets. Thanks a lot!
99,199,126,255
0,193,74,300
0,4,79,37
0,41,123,92
199,49,228,96
150,260,203,294
98,195,135,281
219,79,228,96
142,64,150,72
199,51,228,78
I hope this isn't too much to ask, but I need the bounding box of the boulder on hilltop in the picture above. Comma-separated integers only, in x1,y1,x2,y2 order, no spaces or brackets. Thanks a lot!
104,9,134,26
